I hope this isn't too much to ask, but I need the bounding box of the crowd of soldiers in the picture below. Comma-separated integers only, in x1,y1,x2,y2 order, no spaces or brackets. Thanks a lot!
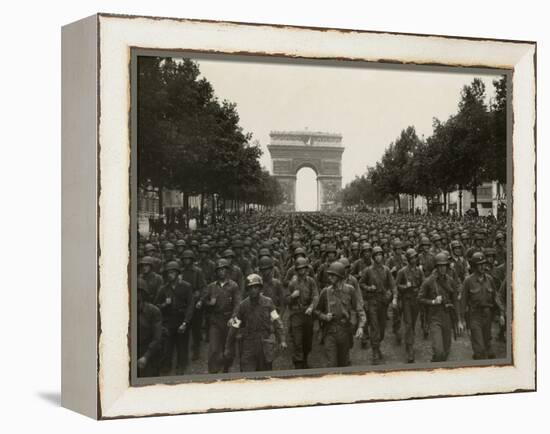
137,212,508,377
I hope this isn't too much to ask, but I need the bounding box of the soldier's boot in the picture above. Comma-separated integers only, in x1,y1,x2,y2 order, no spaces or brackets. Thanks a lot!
406,345,415,363
371,347,382,365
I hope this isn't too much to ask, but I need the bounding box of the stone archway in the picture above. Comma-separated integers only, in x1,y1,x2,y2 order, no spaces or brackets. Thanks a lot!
267,131,344,212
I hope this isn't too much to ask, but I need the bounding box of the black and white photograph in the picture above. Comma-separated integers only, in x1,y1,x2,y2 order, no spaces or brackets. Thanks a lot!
133,52,511,381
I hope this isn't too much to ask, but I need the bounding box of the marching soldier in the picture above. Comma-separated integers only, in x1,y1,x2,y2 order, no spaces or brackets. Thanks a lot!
395,249,425,363
359,246,396,364
286,257,319,368
222,249,245,295
315,262,366,367
258,256,286,315
386,239,406,345
138,256,163,302
418,253,464,362
137,278,163,377
202,259,241,373
462,252,505,359
225,274,287,372
198,243,216,284
317,244,339,290
351,242,372,279
154,261,194,375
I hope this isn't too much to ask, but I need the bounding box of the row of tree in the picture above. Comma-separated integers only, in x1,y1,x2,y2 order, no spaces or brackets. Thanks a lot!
340,76,507,215
138,56,284,225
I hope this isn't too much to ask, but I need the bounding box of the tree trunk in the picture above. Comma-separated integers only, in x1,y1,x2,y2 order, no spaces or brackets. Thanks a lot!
182,191,189,228
473,181,478,211
211,194,216,225
158,185,163,217
199,193,205,227
458,185,463,217
443,190,447,213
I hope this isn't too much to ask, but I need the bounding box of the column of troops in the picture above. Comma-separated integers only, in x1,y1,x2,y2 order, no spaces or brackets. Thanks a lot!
137,213,508,377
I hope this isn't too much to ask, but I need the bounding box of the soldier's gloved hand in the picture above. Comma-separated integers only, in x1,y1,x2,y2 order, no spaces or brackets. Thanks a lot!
354,328,364,339
391,297,398,308
457,321,465,335
305,306,313,315
433,295,443,305
291,289,300,298
178,322,187,334
280,341,288,350
137,356,148,370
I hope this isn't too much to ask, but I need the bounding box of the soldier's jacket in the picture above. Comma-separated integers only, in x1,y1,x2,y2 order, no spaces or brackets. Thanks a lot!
232,295,285,341
236,255,252,277
351,257,372,279
418,272,460,317
466,245,483,261
227,264,244,294
201,279,241,322
486,263,504,291
395,265,425,300
138,301,163,359
198,258,216,285
154,280,194,329
386,253,406,278
345,274,365,313
308,254,323,273
495,245,507,267
315,282,366,329
140,271,163,302
418,251,436,276
359,263,396,302
180,265,207,300
261,277,287,313
286,275,319,314
317,261,338,290
462,272,504,315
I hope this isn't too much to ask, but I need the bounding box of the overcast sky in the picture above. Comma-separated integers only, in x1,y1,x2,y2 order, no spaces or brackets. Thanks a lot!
189,55,501,210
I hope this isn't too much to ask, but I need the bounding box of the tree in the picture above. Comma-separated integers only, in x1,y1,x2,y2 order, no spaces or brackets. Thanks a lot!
488,75,507,185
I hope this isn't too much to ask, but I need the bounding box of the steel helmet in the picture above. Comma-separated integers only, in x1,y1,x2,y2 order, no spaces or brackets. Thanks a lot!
420,237,431,247
139,256,155,266
181,249,195,259
450,240,462,250
222,249,236,258
215,259,230,270
495,232,505,240
258,256,274,270
164,261,180,272
233,239,244,248
198,243,210,252
361,242,372,252
483,247,496,257
372,246,384,256
258,248,271,258
295,257,309,270
470,252,487,265
144,243,155,253
350,242,360,250
163,242,175,252
294,247,307,257
176,239,186,248
435,252,449,266
339,257,351,268
325,244,337,254
406,248,418,260
311,239,321,247
432,234,442,242
393,239,403,249
327,261,346,278
246,273,263,288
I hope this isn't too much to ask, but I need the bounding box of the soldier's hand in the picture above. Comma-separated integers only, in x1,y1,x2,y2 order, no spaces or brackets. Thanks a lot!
291,289,300,298
355,328,364,339
305,306,313,315
178,322,187,334
457,321,465,336
392,297,398,308
434,295,443,305
499,315,506,326
208,297,217,306
280,341,288,350
137,356,147,370
195,300,202,309
325,312,333,322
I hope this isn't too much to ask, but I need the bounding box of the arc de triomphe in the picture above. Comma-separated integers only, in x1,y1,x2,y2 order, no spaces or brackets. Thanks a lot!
267,130,344,212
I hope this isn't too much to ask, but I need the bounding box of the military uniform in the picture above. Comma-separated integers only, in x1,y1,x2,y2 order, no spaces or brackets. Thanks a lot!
138,301,163,377
286,274,319,368
462,272,504,359
418,272,460,362
202,278,241,373
180,264,207,359
315,281,366,367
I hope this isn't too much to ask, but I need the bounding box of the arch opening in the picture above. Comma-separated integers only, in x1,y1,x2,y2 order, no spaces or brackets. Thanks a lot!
295,167,318,212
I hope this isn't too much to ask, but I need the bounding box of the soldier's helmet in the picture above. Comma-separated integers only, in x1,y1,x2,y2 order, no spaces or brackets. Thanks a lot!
372,246,384,256
163,242,175,252
484,247,496,257
432,234,442,242
294,247,307,258
461,232,470,240
144,243,156,253
176,239,186,248
311,239,321,247
258,248,271,258
339,257,351,268
327,261,346,279
233,239,244,248
246,274,263,288
182,249,195,260
361,242,372,252
222,249,236,258
258,256,274,270
325,244,337,254
470,252,487,265
474,233,485,241
139,256,155,266
393,239,403,249
215,259,230,270
495,232,505,241
350,241,360,250
450,240,462,250
435,252,449,266
420,237,431,247
164,261,180,272
295,257,309,270
406,248,418,260
198,243,210,252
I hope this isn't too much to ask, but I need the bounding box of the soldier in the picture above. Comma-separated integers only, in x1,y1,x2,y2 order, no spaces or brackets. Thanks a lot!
154,261,194,375
386,239,406,345
466,233,485,260
224,274,287,372
418,253,464,362
351,242,372,280
317,244,339,290
198,243,216,284
462,252,505,359
286,257,319,369
233,239,253,276
138,256,163,302
284,247,315,285
340,257,365,350
202,259,241,373
360,246,396,364
258,248,283,280
395,249,425,363
222,249,244,294
315,262,366,367
137,278,163,377
449,240,468,284
309,239,323,273
349,241,361,264
494,232,506,266
417,236,435,339
180,249,207,361
258,256,286,315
